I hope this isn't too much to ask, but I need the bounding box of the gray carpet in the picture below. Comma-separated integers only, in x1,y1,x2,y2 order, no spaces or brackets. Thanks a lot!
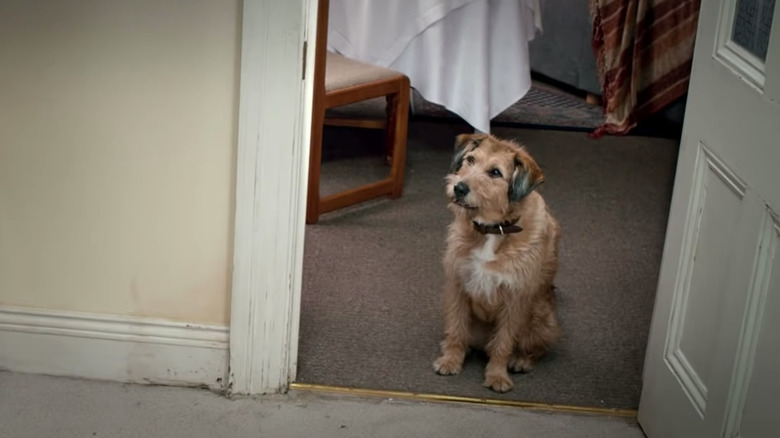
298,121,679,410
329,80,605,130
412,81,605,129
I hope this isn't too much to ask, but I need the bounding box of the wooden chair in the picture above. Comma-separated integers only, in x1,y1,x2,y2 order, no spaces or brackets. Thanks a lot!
306,0,411,224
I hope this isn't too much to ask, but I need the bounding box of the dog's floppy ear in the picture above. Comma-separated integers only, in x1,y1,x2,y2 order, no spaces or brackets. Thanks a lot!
449,134,487,173
509,148,544,202
454,133,487,150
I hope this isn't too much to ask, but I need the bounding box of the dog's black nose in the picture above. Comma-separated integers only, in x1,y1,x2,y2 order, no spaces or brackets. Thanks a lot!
454,182,469,199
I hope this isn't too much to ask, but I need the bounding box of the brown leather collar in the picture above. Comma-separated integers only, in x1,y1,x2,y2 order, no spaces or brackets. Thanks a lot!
472,218,523,235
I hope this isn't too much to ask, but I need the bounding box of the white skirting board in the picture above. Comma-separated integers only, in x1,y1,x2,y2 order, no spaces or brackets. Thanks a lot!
0,306,229,390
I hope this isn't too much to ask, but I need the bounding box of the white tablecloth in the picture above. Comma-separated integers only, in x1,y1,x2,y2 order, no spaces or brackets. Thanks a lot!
327,0,542,133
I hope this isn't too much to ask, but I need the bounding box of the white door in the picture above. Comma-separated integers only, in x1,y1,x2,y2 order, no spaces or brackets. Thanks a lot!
638,0,780,437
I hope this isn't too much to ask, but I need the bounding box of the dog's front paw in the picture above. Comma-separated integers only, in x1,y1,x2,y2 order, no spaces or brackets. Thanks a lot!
509,355,534,373
433,355,463,375
483,371,514,393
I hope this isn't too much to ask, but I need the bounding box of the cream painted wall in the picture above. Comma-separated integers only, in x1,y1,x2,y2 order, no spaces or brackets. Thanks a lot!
0,0,240,324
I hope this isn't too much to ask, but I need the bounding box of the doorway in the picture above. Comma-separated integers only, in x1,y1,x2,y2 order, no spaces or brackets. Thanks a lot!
227,0,694,413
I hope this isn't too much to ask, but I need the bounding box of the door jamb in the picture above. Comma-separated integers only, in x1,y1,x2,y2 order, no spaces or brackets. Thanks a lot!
228,0,318,395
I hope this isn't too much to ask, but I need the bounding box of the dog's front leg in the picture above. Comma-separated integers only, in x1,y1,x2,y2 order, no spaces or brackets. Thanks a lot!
483,311,516,393
433,279,471,376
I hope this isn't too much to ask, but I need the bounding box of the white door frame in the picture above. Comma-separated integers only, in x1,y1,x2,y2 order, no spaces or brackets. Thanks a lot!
228,0,318,395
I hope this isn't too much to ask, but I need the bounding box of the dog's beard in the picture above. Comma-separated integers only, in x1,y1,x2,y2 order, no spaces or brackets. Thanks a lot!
450,194,517,225
448,199,480,223
451,198,477,210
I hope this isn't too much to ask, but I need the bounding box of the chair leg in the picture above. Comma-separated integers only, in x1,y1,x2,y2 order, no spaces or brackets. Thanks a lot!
306,107,326,224
389,78,410,198
384,95,395,166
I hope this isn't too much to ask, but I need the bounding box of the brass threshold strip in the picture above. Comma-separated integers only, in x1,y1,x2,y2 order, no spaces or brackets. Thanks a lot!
289,382,638,418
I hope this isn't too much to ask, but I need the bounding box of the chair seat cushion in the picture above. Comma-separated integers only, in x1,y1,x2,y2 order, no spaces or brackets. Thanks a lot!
326,52,404,92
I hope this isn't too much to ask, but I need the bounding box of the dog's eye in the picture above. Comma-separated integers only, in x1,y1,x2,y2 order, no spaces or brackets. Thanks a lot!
466,156,476,165
489,168,502,178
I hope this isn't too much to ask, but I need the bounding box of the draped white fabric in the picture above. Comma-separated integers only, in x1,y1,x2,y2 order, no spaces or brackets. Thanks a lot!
327,0,542,133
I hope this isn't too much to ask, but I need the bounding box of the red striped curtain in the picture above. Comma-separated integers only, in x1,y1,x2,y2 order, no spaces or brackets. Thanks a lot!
589,0,701,137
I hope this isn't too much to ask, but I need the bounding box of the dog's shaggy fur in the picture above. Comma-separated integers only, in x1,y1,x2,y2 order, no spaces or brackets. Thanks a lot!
433,133,561,393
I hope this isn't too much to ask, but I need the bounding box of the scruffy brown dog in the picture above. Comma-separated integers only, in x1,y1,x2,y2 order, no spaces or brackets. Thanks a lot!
433,133,561,393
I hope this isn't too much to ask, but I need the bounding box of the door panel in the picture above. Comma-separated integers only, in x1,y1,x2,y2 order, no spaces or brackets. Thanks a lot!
724,210,778,437
666,144,746,418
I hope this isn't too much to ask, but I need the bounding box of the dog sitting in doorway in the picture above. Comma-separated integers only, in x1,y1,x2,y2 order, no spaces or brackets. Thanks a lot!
433,133,561,393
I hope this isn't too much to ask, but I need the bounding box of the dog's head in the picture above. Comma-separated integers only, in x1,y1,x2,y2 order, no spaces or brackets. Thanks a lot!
445,133,544,222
